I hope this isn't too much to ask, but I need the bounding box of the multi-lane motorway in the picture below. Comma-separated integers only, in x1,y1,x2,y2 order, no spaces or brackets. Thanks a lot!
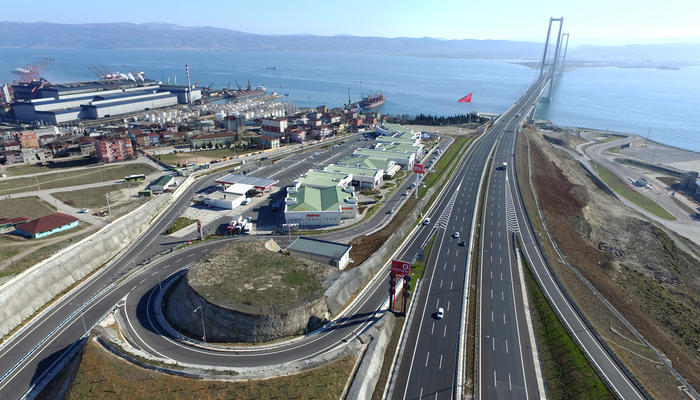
0,72,650,400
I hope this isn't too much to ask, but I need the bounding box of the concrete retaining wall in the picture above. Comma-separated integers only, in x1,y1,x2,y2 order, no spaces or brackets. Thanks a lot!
164,275,330,343
346,313,396,399
324,187,435,316
0,176,194,338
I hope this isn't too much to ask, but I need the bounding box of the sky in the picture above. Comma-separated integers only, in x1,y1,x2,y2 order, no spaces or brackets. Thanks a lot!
2,0,700,46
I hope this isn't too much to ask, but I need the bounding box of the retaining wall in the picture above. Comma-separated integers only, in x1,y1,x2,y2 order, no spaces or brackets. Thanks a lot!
324,187,435,316
346,313,396,399
0,176,194,338
164,275,330,343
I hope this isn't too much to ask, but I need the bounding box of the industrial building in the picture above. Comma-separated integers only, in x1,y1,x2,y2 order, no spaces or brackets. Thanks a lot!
11,80,201,124
286,237,352,270
188,132,236,149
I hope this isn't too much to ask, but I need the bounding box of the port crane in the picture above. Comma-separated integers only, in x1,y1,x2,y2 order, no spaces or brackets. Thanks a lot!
10,58,54,83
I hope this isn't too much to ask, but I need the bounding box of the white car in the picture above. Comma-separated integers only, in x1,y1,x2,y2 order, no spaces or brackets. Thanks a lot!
79,208,89,213
436,307,444,319
453,232,460,238
423,217,431,225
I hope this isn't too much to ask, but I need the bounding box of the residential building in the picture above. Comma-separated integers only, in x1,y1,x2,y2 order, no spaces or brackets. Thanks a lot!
16,212,79,239
287,127,306,143
95,137,134,163
0,217,29,233
253,135,281,149
19,130,39,149
1,150,23,165
261,118,288,136
188,132,236,149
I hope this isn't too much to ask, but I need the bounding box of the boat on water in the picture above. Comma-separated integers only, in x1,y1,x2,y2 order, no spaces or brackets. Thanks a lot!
358,93,385,108
226,80,267,101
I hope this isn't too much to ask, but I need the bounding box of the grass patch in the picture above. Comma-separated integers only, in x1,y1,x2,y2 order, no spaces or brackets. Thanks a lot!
187,239,335,314
155,148,257,165
0,163,157,195
606,146,620,154
0,196,55,219
164,217,197,235
53,183,130,210
670,196,697,216
4,157,98,176
0,227,93,278
419,137,470,197
592,162,675,220
522,252,614,399
64,339,355,400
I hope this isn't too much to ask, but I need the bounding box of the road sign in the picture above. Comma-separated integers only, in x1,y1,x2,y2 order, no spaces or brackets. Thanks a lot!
391,259,411,277
413,163,424,174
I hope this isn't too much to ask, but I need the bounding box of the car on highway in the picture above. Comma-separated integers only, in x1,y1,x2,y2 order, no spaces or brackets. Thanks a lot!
402,191,408,196
435,307,444,319
387,208,394,214
423,217,430,225
453,232,460,238
459,240,466,247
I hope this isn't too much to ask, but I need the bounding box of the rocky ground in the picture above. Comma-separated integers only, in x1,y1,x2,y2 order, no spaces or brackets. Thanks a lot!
520,127,700,397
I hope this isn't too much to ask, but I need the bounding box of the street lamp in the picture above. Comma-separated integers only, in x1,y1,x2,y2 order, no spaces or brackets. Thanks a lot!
193,306,206,342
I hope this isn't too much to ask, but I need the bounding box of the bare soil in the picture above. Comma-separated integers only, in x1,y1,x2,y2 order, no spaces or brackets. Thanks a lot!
519,127,700,397
347,197,418,268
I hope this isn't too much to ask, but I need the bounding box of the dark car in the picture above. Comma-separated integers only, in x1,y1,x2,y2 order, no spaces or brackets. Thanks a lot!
458,240,466,247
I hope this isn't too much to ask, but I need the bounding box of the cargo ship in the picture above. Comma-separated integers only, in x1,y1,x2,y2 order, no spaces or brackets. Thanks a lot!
358,93,385,108
225,80,267,101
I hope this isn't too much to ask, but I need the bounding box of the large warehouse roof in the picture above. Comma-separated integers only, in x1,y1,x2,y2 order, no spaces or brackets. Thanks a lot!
287,237,351,260
215,174,278,190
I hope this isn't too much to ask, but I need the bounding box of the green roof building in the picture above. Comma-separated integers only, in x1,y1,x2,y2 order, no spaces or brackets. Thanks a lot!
284,184,358,227
295,169,352,189
353,148,416,167
324,164,383,189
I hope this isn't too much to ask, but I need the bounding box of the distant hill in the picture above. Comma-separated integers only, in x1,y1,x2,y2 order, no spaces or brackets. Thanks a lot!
1,22,698,63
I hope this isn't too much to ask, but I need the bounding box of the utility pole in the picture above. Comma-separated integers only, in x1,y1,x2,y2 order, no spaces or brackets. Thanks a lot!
105,193,112,217
193,306,206,341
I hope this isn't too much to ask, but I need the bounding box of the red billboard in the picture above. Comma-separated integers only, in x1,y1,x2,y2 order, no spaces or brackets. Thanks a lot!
391,259,411,277
413,163,424,174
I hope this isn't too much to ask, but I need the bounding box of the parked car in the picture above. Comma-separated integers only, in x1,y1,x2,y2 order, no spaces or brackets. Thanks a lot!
79,208,89,213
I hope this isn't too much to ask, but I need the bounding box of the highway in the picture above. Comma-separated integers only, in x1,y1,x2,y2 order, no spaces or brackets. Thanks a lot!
0,74,651,400
390,78,548,400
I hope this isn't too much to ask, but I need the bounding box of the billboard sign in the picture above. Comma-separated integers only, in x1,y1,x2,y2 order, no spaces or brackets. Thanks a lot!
413,163,424,174
391,259,411,277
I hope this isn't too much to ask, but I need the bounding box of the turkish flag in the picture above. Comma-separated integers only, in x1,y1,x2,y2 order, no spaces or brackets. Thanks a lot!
458,93,472,103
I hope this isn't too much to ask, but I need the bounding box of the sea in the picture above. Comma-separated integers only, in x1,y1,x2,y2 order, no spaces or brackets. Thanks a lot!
1,48,698,152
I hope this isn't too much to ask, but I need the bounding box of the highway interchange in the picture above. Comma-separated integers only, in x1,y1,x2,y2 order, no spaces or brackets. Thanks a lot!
0,73,650,399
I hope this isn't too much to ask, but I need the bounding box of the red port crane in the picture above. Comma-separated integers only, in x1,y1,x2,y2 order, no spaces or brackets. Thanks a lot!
10,58,54,83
